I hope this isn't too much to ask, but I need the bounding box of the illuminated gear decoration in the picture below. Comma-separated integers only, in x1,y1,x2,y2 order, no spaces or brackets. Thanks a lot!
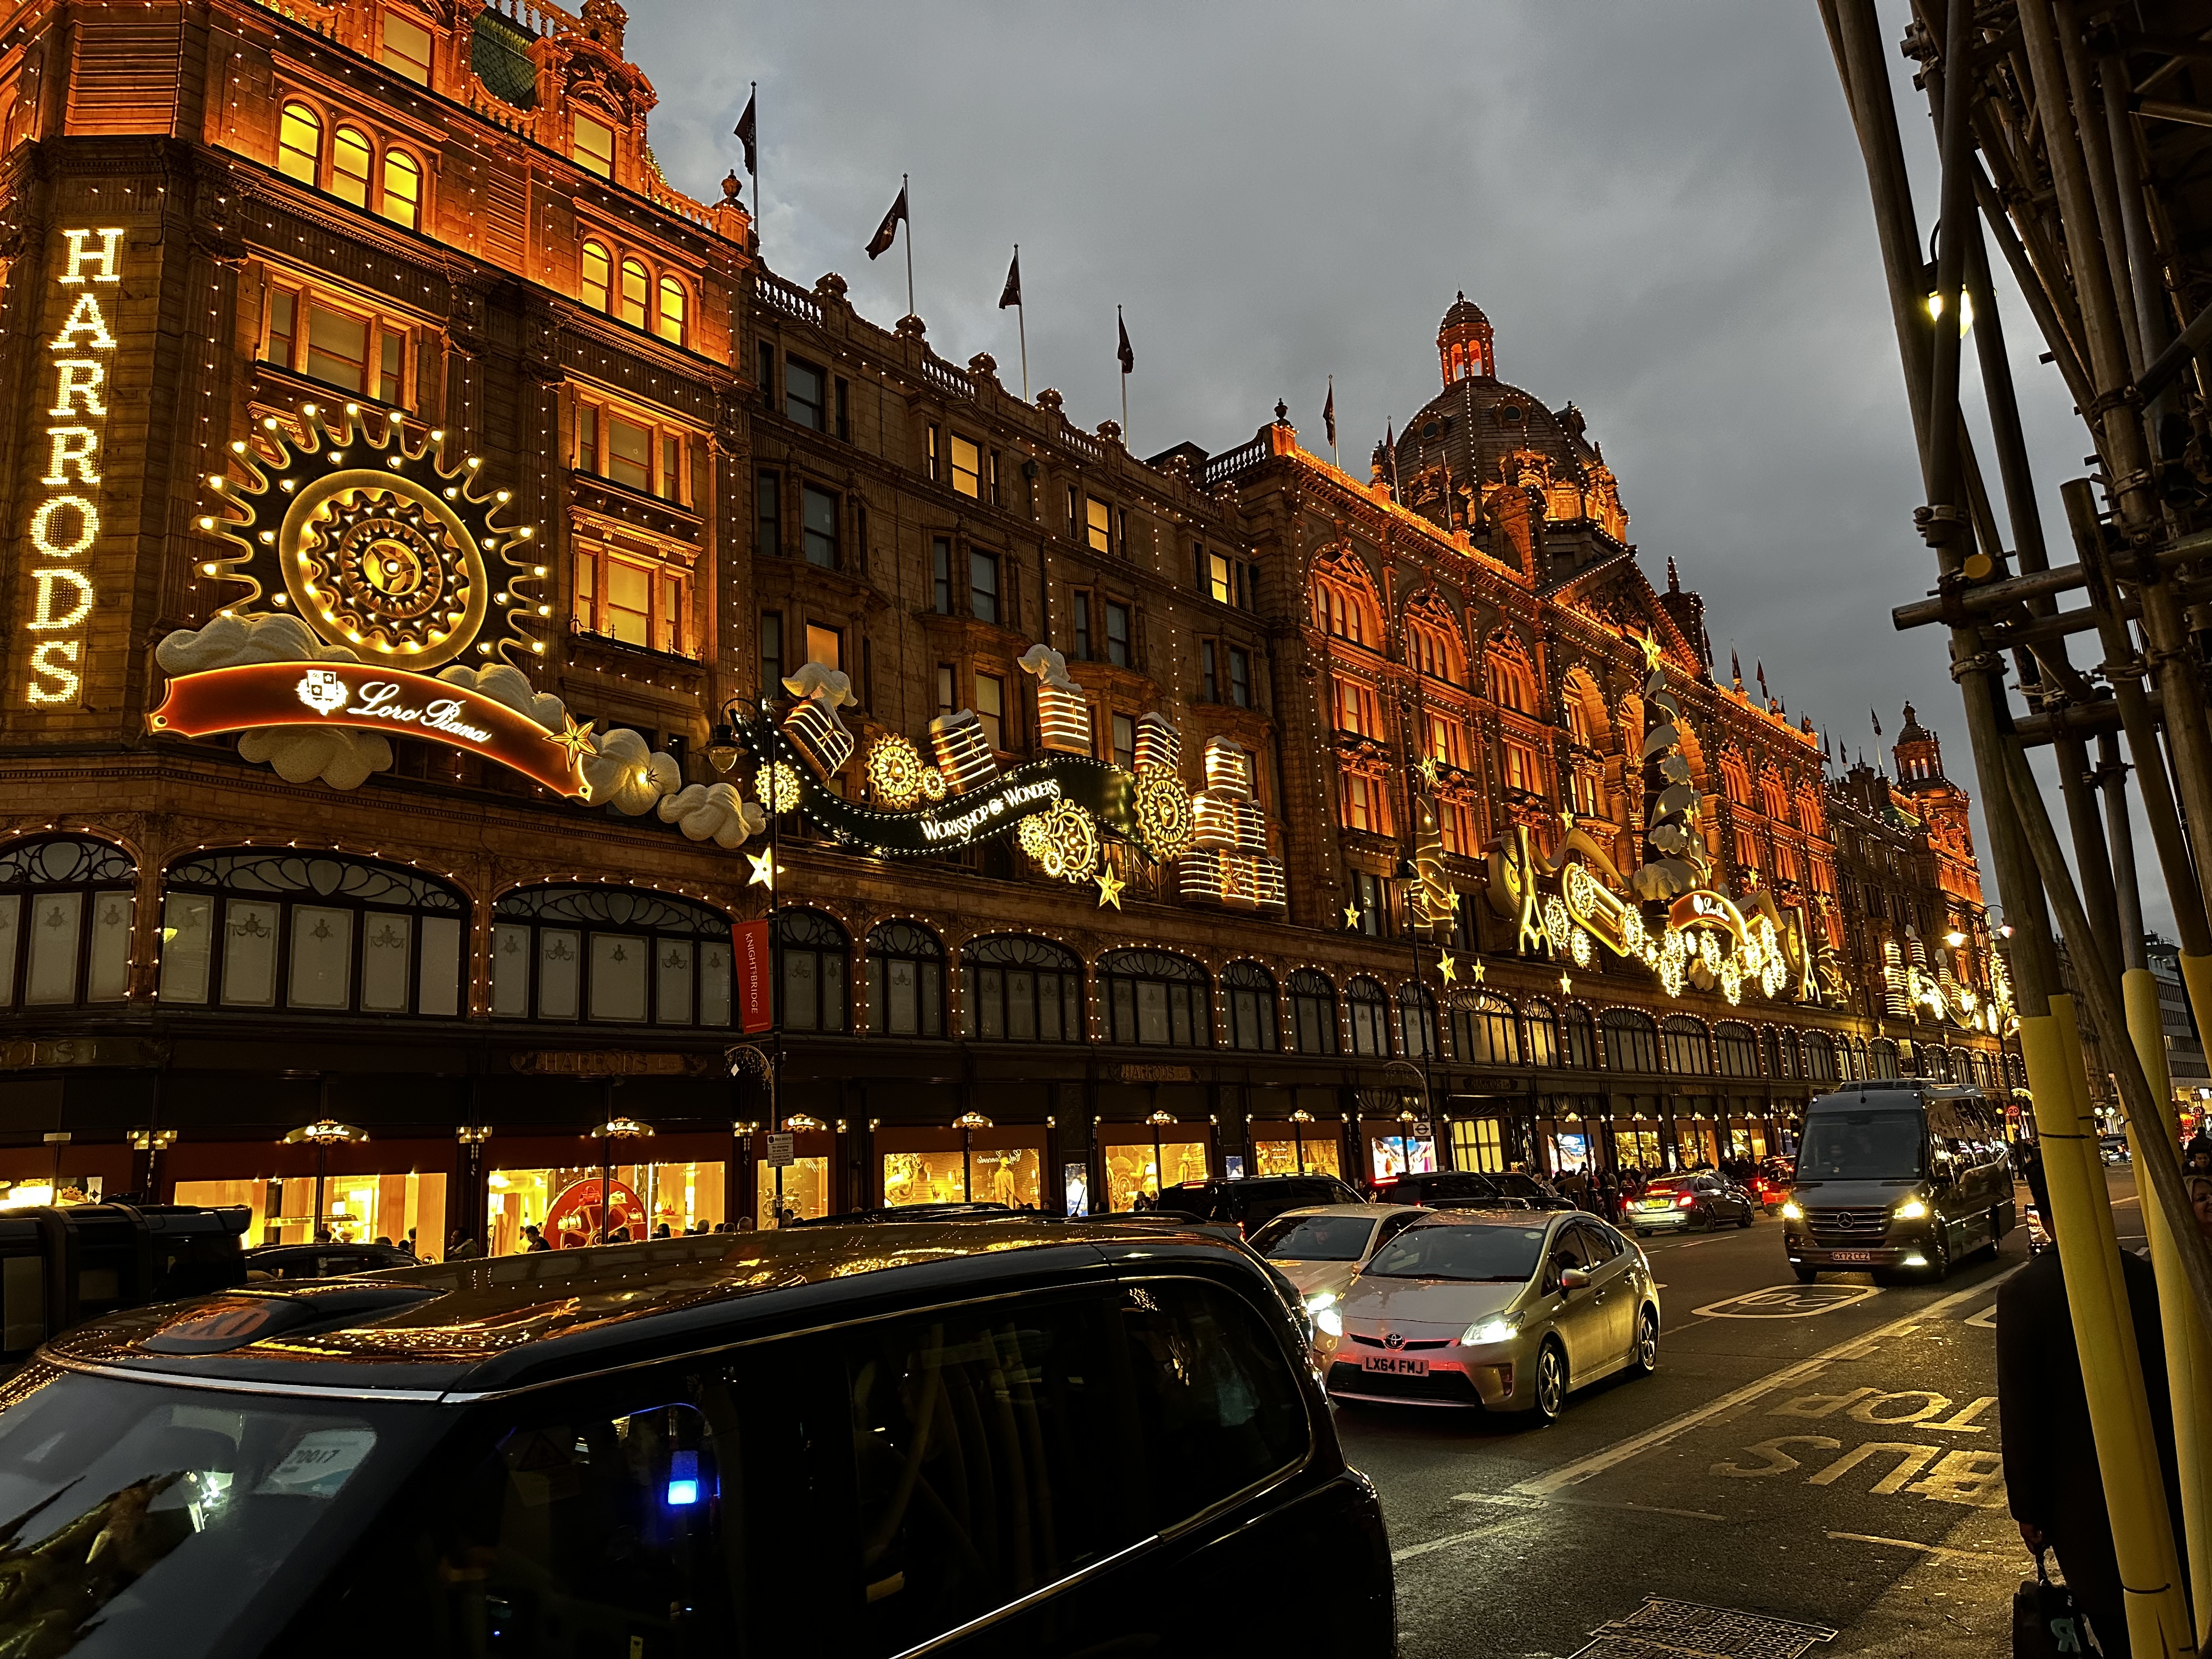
197,403,543,670
1019,798,1102,883
1131,765,1195,861
865,733,935,809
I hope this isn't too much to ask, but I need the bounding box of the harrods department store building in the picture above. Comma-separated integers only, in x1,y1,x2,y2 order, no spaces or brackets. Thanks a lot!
0,0,2016,1248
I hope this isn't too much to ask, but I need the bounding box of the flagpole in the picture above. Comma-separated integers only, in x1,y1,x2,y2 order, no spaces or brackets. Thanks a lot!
1328,374,1339,470
901,172,914,318
1118,304,1128,439
747,81,758,234
1015,245,1029,402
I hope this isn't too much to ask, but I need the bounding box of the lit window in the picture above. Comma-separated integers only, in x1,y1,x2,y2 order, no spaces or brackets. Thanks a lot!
618,258,648,328
580,241,611,311
264,287,298,369
331,126,372,206
380,11,433,82
573,111,615,177
606,411,651,492
656,275,686,345
606,559,651,645
278,102,323,184
975,673,1006,749
304,303,370,393
572,551,595,630
1086,496,1111,552
660,574,682,654
1333,679,1379,737
381,150,422,229
1207,551,1232,603
950,435,981,499
377,330,403,405
805,623,841,672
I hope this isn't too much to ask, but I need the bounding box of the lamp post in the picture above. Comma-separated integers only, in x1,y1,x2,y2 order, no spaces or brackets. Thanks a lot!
456,1125,491,1255
1146,1108,1177,1203
954,1110,992,1201
591,1114,654,1242
1289,1108,1314,1176
779,1113,826,1224
283,1119,366,1243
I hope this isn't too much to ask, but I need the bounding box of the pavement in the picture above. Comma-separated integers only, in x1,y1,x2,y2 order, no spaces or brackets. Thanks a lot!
1345,1165,2150,1659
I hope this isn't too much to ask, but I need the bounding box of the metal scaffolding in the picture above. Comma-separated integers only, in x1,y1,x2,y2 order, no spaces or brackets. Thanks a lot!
1819,2,2212,1653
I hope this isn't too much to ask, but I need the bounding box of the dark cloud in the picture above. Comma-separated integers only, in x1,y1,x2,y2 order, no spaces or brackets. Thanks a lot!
634,1,2154,932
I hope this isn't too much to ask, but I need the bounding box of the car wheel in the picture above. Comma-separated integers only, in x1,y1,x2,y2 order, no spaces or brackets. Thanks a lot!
1924,1226,1951,1284
1792,1263,1819,1284
1736,1204,1753,1229
1628,1306,1660,1376
1524,1340,1566,1425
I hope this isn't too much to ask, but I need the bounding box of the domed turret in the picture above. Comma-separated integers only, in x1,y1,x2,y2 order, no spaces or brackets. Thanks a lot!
1438,290,1494,386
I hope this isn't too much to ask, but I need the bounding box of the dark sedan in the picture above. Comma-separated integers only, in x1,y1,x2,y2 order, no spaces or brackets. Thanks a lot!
1623,1173,1756,1234
243,1242,417,1280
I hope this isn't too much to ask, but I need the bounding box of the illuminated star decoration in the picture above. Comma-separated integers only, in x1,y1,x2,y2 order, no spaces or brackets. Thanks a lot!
1635,630,1664,672
551,713,597,766
1470,958,1486,983
1437,953,1458,985
1559,972,1573,994
1094,865,1126,909
1417,754,1442,789
747,851,780,889
1344,901,1363,929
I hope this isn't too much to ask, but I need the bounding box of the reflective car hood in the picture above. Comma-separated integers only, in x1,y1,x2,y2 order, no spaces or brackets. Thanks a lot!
1273,1259,1359,1302
1341,1276,1526,1329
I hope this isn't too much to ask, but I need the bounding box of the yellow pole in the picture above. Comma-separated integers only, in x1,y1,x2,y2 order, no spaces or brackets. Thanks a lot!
2027,996,2196,1659
2149,958,2212,1645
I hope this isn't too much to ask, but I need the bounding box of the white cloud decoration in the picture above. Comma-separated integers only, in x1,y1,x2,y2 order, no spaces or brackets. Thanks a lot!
1017,642,1079,689
436,660,569,730
582,727,681,815
658,782,767,848
781,662,857,707
154,613,392,791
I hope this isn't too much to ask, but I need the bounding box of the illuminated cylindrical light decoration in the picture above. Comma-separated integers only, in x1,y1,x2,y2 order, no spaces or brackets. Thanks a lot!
1019,644,1093,755
929,709,998,794
1133,713,1181,776
1180,848,1227,901
782,698,855,778
1203,737,1253,798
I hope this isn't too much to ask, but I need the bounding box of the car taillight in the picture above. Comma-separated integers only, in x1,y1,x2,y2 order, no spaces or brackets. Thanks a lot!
1677,1194,1696,1208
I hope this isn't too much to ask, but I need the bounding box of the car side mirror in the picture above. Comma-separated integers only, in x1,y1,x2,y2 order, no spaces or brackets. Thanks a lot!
1559,1266,1591,1291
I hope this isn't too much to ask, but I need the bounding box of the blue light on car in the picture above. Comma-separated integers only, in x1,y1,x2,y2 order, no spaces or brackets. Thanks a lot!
667,1449,699,1506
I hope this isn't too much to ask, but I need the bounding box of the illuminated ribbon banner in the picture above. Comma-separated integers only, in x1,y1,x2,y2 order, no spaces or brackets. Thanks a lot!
150,662,586,796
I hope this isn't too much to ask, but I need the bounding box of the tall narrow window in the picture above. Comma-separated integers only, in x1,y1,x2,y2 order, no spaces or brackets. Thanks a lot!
932,538,952,613
264,287,298,369
1105,601,1131,667
936,665,955,719
618,259,648,328
605,558,650,645
1111,713,1135,769
759,612,783,693
1207,551,1232,603
1229,647,1251,708
660,433,682,504
969,550,1000,624
656,275,686,345
1086,497,1111,552
580,241,611,311
381,150,422,229
659,574,682,654
572,550,596,630
576,403,600,474
1073,592,1092,659
573,111,614,177
835,377,850,440
802,484,839,568
1066,486,1080,541
785,359,826,430
278,103,323,184
377,331,404,405
950,435,981,499
330,126,373,206
1201,640,1218,702
805,623,841,672
974,674,1006,750
380,11,433,82
755,470,781,555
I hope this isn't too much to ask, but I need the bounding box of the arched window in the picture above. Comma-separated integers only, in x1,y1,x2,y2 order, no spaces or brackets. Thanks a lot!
1867,1037,1899,1080
1099,949,1210,1048
1661,1015,1711,1075
1805,1030,1838,1082
1289,968,1337,1055
1562,672,1607,750
1222,961,1279,1052
1485,634,1538,714
581,240,612,312
1452,992,1521,1066
1562,1006,1596,1069
1762,776,1792,823
1602,1008,1660,1073
867,921,944,1038
1922,1045,1953,1084
1721,760,1752,806
771,908,848,1032
656,274,687,345
618,257,650,328
1716,1021,1760,1078
1,837,135,1008
1313,557,1380,648
1764,1028,1798,1080
278,101,324,184
330,125,373,206
1398,983,1437,1059
962,935,1082,1041
1523,997,1560,1067
381,149,422,229
1406,608,1464,685
486,883,731,1026
164,850,465,1017
1346,976,1389,1057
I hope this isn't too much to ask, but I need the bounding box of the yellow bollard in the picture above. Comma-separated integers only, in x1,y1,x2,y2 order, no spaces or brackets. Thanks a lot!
2028,998,2197,1659
2149,959,2212,1647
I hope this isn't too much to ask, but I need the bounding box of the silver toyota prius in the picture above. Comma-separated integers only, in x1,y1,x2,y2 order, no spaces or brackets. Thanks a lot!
1312,1208,1661,1423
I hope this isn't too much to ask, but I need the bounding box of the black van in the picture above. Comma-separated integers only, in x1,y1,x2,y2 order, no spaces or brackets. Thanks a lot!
0,1201,248,1363
0,1220,1395,1657
1784,1081,2015,1283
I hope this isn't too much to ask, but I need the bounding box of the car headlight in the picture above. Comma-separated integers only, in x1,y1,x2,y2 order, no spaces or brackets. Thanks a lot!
1780,1199,1803,1221
1894,1197,1929,1221
1304,1290,1339,1314
1314,1305,1344,1339
1460,1314,1519,1346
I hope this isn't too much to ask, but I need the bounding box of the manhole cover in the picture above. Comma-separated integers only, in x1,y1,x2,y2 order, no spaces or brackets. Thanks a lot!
1567,1598,1838,1659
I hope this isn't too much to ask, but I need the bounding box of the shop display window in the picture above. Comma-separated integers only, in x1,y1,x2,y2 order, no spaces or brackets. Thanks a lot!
486,1162,725,1255
1449,1118,1505,1173
879,1144,1042,1209
1615,1127,1663,1169
1550,1132,1590,1173
758,1158,831,1229
1102,1138,1208,1213
1368,1132,1435,1182
1250,1137,1340,1178
175,1172,446,1251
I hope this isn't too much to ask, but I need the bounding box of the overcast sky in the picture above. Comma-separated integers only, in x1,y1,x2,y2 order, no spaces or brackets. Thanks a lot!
630,1,2153,934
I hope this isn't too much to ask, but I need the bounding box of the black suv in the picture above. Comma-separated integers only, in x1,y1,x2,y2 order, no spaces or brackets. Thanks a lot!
1155,1173,1367,1234
4,1221,1395,1657
1376,1169,1571,1210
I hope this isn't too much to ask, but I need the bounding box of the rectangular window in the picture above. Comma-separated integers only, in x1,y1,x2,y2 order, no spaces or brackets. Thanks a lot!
1086,496,1111,553
834,376,849,440
936,664,955,719
759,611,782,693
970,549,1000,624
805,622,840,672
265,287,297,369
572,550,595,630
277,105,320,184
1334,680,1380,736
855,503,868,571
659,574,682,654
1201,640,1218,702
572,112,614,177
1073,592,1092,659
785,358,826,430
988,449,1001,505
756,470,780,555
1111,713,1135,769
975,673,1006,749
605,411,651,492
606,559,651,645
1066,486,1080,541
756,340,775,407
1207,551,1233,604
304,302,369,393
932,537,953,614
802,484,839,568
380,12,433,82
1503,740,1541,794
1104,601,1131,667
1356,870,1386,937
1229,647,1251,708
950,434,982,499
377,331,404,405
661,433,682,504
576,403,599,474
926,423,940,482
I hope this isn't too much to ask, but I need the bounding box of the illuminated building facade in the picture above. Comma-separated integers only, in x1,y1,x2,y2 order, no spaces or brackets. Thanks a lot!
0,0,2010,1244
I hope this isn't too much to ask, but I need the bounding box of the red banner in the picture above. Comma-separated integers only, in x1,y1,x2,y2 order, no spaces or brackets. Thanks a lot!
735,919,772,1034
150,662,586,796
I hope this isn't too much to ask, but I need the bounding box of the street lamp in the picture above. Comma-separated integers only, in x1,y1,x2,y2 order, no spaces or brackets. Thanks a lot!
1146,1109,1177,1203
591,1115,654,1243
283,1119,366,1243
954,1110,992,1201
1289,1108,1315,1176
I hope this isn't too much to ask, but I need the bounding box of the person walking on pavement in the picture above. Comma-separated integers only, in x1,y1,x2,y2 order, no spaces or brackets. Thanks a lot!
1997,1157,2182,1659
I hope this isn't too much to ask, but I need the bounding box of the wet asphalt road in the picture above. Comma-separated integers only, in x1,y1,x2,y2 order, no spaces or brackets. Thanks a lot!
1342,1167,2149,1658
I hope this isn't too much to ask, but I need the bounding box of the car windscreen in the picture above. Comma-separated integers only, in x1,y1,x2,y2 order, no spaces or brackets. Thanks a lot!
1248,1214,1374,1261
1797,1110,1926,1181
0,1367,437,1657
1362,1223,1550,1283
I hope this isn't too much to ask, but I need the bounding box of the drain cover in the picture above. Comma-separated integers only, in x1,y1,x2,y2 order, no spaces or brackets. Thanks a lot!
1567,1599,1838,1659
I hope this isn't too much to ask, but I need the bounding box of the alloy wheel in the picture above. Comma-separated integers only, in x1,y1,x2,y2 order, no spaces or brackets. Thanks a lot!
1532,1342,1565,1422
1630,1308,1659,1375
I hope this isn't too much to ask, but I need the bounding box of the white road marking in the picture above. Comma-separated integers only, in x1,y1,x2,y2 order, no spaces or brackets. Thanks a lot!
1826,1530,2018,1567
1510,1268,2018,1498
1453,1489,1725,1523
1692,1284,1883,1319
1391,1512,1538,1563
1965,1305,1998,1329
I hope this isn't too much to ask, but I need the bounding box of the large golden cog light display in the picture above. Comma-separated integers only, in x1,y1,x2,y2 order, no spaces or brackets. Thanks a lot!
1021,799,1101,883
198,403,541,669
1131,766,1194,861
865,735,934,809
